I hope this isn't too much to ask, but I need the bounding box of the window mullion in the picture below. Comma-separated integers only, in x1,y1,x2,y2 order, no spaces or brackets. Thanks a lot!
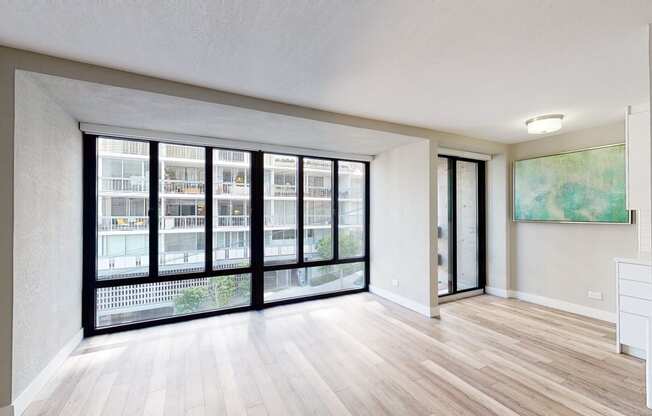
149,142,159,278
205,148,213,272
297,156,304,264
333,160,339,261
82,134,98,336
448,157,457,295
250,151,265,309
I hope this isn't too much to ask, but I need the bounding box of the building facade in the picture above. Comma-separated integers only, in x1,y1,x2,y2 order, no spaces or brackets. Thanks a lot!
96,138,365,326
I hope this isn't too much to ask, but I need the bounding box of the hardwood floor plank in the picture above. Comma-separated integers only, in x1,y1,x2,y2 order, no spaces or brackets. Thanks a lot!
20,294,652,416
422,359,521,416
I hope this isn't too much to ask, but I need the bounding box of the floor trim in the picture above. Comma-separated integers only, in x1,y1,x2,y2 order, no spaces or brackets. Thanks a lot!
438,289,484,304
485,286,509,298
369,285,439,317
12,328,83,416
485,287,616,323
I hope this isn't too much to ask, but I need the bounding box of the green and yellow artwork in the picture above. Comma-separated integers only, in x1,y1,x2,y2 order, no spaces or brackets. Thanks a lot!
513,144,631,223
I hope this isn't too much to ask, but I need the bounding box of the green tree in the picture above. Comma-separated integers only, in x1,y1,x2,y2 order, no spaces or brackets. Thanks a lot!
174,286,208,314
211,276,237,307
316,232,361,260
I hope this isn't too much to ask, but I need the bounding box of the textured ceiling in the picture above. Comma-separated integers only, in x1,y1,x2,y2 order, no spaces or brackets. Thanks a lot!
2,1,652,143
27,72,421,156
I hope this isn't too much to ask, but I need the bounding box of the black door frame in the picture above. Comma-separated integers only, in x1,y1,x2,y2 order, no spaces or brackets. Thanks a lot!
437,155,486,297
83,134,370,335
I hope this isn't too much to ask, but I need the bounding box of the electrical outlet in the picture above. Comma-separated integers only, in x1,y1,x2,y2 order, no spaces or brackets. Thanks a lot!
588,291,603,300
391,279,399,287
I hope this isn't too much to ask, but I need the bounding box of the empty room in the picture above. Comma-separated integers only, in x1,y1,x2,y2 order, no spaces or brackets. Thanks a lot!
2,1,652,415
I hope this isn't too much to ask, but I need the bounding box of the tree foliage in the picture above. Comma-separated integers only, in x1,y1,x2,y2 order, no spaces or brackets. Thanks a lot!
174,286,208,314
315,231,361,260
211,275,237,307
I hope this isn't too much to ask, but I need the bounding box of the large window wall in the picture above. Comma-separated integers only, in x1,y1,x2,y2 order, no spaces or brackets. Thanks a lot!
85,135,369,334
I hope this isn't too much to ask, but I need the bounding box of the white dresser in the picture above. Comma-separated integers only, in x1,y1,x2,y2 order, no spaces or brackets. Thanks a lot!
616,256,652,359
615,256,652,408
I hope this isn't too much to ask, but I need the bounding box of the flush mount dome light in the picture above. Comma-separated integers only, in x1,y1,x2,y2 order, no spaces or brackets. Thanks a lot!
525,114,564,135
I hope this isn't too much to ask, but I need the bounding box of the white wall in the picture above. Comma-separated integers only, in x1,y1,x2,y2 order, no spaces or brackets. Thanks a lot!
486,153,510,292
12,72,83,401
370,140,438,315
509,122,638,316
370,132,510,314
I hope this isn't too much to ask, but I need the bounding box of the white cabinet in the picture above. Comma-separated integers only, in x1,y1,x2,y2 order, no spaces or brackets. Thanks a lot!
626,105,651,212
615,257,652,408
616,257,651,359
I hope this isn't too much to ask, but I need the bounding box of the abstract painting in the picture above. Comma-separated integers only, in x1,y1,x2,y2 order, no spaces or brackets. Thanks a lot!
513,144,631,223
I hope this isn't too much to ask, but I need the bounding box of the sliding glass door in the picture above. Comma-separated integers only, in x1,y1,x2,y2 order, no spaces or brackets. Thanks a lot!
437,155,485,296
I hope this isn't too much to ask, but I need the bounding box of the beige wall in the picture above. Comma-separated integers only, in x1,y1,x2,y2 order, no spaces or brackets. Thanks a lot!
0,49,15,411
370,140,437,313
509,122,638,314
12,72,83,399
486,153,510,291
370,132,510,313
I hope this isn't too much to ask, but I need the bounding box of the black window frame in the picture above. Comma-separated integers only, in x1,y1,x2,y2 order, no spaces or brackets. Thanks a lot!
437,155,486,297
83,134,370,335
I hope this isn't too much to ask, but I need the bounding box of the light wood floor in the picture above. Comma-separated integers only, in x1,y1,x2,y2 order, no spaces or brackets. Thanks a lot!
24,294,652,416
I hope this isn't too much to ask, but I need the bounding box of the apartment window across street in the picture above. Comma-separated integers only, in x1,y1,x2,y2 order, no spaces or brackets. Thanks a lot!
84,136,370,334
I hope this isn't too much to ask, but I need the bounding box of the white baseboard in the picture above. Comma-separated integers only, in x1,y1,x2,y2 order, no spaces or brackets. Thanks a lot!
0,404,13,416
485,286,509,298
622,345,646,360
493,289,616,323
12,328,83,416
369,285,439,317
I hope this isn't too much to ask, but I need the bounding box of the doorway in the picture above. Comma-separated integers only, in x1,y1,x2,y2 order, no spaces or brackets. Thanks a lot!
437,155,486,297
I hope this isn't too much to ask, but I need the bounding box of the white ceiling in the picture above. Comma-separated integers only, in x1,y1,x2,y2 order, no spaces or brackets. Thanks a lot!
2,1,652,143
26,72,421,156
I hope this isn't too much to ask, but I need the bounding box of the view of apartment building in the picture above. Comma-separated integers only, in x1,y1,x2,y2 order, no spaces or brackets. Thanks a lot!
95,138,364,326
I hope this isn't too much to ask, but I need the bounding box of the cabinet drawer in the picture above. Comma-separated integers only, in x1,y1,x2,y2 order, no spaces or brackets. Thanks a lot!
620,279,652,300
620,295,652,316
618,262,652,283
620,311,648,350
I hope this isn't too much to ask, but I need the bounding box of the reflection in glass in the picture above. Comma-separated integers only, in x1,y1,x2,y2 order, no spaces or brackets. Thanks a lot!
456,161,479,291
264,262,364,303
437,157,451,295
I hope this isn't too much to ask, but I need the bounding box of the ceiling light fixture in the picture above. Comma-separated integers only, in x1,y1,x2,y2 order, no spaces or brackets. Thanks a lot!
525,114,564,135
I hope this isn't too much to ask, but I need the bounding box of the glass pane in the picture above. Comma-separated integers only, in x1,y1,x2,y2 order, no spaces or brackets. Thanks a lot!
264,262,364,303
96,137,149,280
213,149,251,270
264,154,298,265
96,274,251,327
338,161,365,259
159,144,205,275
456,161,479,290
304,158,333,261
437,157,451,295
